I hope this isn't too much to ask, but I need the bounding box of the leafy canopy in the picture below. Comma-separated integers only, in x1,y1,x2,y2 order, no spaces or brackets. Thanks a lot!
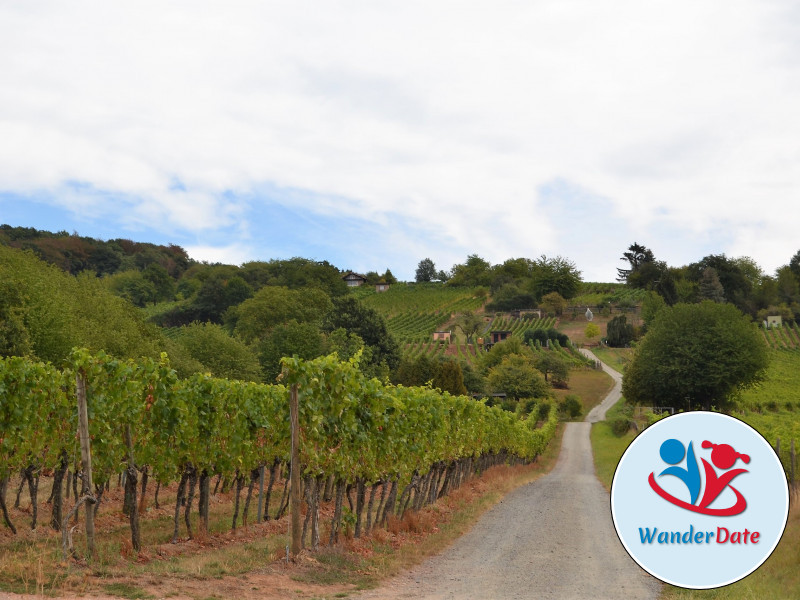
622,301,770,411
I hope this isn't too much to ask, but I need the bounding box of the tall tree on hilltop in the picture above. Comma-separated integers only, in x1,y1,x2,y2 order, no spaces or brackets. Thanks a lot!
415,258,437,283
617,243,655,283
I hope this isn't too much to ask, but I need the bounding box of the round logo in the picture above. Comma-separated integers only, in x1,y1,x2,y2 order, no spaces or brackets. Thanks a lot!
610,411,789,589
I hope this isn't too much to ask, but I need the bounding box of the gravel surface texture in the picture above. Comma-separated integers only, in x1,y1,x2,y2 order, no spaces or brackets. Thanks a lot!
354,350,661,600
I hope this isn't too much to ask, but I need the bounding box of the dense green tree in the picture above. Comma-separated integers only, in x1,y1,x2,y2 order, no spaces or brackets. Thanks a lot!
687,255,751,310
324,328,368,362
487,355,550,400
106,270,157,307
485,283,535,311
617,243,655,283
0,245,164,363
606,314,634,347
454,311,484,344
230,286,332,343
539,291,567,316
480,337,533,373
533,352,570,387
622,301,769,411
382,269,398,284
698,267,726,303
0,280,32,357
776,266,800,305
448,254,493,287
434,360,468,396
641,291,667,328
460,361,486,394
239,258,347,296
173,322,262,382
627,260,678,304
257,320,326,382
142,263,176,303
530,256,582,300
191,273,253,323
322,296,400,371
392,354,440,387
788,250,800,281
415,258,437,283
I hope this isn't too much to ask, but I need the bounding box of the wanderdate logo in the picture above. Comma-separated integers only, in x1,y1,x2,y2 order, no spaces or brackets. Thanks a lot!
649,438,750,516
611,412,789,589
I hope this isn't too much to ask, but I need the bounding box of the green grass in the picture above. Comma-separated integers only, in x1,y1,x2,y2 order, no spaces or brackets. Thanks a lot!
590,419,635,490
590,346,633,373
102,582,156,599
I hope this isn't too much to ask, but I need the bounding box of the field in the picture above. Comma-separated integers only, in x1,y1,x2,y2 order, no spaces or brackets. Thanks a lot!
354,283,488,341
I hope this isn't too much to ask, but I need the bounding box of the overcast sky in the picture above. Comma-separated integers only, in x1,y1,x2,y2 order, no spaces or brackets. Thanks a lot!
1,1,799,281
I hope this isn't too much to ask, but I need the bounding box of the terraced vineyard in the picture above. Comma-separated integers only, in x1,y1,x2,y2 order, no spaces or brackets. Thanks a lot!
483,315,558,337
761,322,800,350
355,283,488,342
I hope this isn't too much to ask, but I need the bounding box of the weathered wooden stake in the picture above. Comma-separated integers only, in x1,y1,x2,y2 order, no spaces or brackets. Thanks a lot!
76,371,96,558
124,425,140,552
290,384,301,556
256,465,265,523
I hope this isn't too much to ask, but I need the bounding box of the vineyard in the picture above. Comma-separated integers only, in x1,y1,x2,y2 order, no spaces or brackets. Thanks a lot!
732,349,800,488
0,349,558,560
760,322,800,350
354,283,488,341
570,282,648,307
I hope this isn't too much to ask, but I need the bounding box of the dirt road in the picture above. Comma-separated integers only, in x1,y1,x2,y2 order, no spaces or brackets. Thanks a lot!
355,350,660,600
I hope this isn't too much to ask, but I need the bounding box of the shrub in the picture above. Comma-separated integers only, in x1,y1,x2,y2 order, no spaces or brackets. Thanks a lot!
610,417,631,436
558,394,582,419
537,402,552,422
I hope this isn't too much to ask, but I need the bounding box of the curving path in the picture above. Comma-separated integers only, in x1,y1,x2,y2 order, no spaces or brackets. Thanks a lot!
354,349,660,600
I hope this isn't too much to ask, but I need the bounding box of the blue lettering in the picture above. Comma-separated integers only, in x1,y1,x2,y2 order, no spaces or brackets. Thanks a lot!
639,527,658,543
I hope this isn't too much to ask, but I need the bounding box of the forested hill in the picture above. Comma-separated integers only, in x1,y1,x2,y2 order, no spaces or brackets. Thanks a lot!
0,224,192,278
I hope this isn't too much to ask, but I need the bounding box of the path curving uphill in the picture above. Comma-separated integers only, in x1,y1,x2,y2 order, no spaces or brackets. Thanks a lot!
355,349,660,600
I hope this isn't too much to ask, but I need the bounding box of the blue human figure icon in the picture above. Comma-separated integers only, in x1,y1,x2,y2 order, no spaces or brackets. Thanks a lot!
658,438,701,505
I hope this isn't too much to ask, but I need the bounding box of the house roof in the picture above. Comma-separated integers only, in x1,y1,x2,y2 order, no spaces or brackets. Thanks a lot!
342,271,367,280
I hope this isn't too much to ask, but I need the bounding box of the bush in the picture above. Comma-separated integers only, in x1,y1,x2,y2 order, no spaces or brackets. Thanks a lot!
610,417,631,436
558,394,582,419
537,402,552,422
519,398,538,417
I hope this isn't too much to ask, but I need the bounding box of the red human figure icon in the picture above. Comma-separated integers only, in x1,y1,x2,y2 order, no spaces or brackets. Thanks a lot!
698,441,750,510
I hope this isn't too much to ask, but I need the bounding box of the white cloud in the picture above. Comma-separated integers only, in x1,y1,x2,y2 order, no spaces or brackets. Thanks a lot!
1,1,800,280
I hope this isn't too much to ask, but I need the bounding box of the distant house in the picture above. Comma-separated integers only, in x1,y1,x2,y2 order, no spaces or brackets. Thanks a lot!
490,331,513,344
766,315,783,328
342,272,367,287
433,331,451,343
484,330,513,351
376,283,391,293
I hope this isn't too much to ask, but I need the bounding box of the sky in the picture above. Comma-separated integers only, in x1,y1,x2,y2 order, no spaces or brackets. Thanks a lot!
1,1,799,282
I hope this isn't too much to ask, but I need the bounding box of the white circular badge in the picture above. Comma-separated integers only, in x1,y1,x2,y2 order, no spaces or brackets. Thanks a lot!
611,411,789,589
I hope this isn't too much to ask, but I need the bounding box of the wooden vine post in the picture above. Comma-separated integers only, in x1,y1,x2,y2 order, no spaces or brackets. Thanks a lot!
75,370,96,558
290,383,302,556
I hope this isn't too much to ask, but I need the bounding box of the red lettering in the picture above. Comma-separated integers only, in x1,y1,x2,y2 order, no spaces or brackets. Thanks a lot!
715,527,760,544
716,527,729,543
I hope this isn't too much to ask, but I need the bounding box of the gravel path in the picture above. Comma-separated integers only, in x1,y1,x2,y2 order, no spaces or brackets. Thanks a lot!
354,350,661,600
